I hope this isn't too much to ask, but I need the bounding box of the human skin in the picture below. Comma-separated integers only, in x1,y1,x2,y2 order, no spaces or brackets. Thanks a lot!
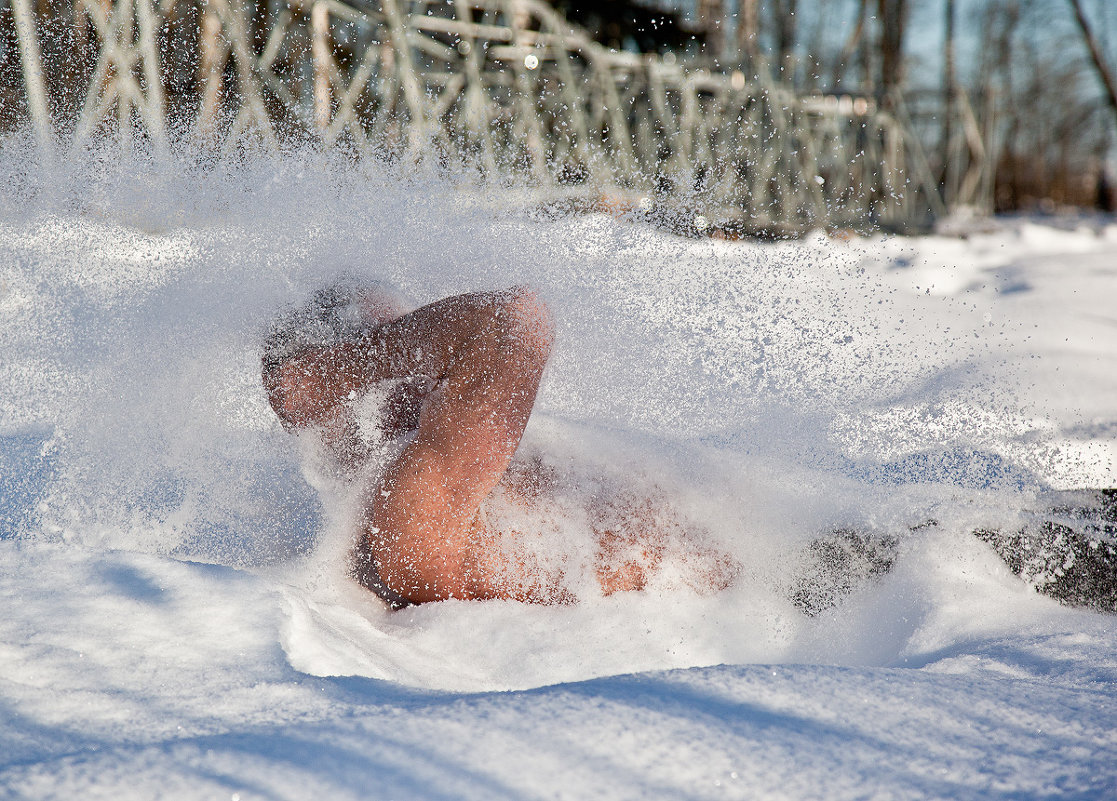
264,287,733,604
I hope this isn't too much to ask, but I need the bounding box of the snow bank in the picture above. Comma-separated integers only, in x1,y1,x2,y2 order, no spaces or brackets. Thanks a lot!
1,139,1115,798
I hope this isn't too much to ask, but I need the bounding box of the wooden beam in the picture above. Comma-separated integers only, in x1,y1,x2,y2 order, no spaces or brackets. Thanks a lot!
11,0,53,157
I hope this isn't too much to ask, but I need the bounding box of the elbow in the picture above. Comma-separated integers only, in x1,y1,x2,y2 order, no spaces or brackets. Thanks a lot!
497,286,555,366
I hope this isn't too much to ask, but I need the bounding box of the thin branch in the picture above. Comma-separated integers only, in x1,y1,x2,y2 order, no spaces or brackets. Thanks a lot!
1068,0,1117,125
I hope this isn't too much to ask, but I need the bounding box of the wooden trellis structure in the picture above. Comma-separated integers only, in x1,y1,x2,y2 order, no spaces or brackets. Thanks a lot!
2,0,973,231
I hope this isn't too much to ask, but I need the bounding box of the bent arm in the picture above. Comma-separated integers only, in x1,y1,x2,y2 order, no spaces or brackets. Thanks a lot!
269,289,544,427
368,288,555,602
273,286,556,602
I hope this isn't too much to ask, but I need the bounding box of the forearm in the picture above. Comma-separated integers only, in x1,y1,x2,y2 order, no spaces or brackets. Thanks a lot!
273,286,550,428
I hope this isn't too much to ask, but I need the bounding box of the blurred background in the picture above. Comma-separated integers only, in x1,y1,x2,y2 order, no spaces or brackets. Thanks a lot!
1,0,1114,232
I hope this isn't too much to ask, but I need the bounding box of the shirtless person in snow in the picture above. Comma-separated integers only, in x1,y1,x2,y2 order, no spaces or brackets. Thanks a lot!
262,280,1117,614
262,281,734,608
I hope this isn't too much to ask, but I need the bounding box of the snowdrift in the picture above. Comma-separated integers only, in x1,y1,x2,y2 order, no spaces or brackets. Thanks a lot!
1,142,1115,798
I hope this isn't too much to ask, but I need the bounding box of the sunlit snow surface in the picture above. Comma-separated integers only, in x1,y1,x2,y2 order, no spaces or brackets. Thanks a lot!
1,140,1116,798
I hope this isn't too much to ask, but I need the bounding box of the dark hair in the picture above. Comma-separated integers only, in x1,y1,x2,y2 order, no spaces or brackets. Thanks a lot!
261,275,413,376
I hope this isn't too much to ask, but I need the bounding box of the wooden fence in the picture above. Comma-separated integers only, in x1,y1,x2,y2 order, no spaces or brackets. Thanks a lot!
2,0,990,232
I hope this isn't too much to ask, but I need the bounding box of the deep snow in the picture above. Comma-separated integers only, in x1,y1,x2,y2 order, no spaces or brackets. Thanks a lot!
1,142,1115,799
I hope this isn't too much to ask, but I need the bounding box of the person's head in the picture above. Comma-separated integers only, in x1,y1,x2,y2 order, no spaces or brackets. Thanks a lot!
261,275,413,416
263,276,410,366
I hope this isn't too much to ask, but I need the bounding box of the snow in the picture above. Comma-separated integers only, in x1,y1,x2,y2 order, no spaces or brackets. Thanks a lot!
1,140,1116,798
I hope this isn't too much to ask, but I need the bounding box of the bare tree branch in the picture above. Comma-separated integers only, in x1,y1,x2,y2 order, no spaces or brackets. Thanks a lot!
1068,0,1117,126
831,0,871,91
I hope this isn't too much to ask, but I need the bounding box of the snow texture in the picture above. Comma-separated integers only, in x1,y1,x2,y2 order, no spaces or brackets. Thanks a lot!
1,139,1115,799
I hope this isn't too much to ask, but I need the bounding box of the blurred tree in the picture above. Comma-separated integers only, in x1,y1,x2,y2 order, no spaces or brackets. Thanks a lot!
697,0,728,62
876,0,908,105
773,0,797,79
976,0,1115,209
1068,0,1117,126
735,0,761,74
829,0,870,92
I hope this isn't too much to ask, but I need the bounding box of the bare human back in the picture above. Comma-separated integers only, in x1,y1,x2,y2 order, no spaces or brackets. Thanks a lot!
262,283,737,608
